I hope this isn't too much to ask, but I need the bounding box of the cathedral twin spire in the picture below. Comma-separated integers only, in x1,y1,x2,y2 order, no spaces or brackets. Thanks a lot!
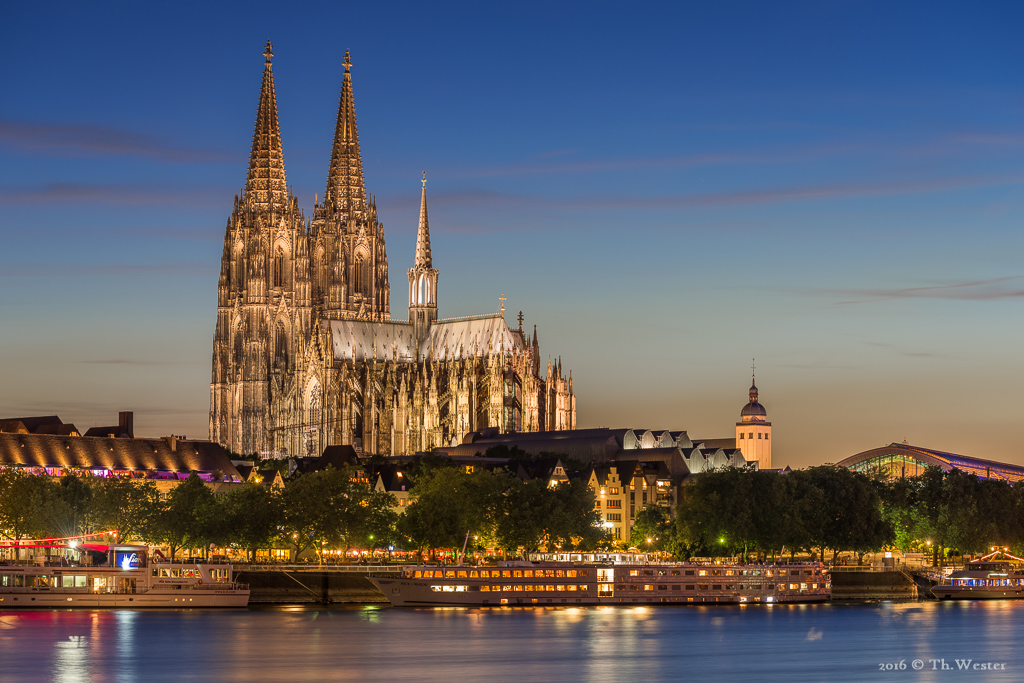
245,41,289,210
245,43,367,217
324,50,366,216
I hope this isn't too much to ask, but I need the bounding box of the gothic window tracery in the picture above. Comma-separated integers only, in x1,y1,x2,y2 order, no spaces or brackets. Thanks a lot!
233,332,244,375
273,246,285,288
274,322,288,369
354,256,369,297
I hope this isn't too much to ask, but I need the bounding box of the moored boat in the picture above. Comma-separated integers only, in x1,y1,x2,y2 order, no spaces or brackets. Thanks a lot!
369,560,829,607
932,555,1024,600
0,544,250,608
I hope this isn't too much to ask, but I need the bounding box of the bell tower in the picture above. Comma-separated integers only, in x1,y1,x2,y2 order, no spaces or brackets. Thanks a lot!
736,365,771,469
408,172,438,345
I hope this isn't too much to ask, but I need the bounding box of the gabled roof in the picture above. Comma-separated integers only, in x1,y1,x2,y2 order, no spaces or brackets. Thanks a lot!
328,314,519,364
0,415,65,433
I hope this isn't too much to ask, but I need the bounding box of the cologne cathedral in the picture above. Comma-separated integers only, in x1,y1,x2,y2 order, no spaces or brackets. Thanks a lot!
210,43,575,458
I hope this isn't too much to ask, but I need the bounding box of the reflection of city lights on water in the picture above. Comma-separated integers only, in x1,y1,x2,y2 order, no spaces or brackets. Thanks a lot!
54,636,89,683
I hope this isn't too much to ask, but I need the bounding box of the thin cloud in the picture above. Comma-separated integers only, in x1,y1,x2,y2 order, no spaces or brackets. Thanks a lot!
0,119,231,163
0,264,210,277
77,360,200,366
779,363,863,371
454,130,1024,179
0,182,227,208
834,277,1024,305
427,172,1024,215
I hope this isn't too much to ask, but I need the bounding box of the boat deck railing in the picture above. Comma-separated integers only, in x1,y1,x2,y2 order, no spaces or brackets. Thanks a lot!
237,564,402,573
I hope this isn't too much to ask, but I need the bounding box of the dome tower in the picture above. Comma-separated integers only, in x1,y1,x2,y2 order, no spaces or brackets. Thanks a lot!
736,367,771,469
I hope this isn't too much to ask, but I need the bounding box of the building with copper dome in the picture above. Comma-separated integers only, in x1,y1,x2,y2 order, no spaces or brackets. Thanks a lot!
736,376,771,469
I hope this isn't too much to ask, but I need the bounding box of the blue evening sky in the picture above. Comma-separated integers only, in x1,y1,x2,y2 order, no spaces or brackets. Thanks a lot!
2,1,1022,468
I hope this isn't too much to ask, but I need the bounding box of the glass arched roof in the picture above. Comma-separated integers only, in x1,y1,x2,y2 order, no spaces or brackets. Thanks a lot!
837,443,1024,482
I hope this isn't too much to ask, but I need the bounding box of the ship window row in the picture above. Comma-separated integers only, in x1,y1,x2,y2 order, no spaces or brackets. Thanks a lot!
475,584,585,593
416,569,586,579
0,574,140,592
612,583,805,591
953,578,1024,587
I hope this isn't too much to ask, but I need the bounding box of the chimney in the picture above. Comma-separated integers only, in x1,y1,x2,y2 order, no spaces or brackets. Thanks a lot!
119,411,134,438
164,435,177,451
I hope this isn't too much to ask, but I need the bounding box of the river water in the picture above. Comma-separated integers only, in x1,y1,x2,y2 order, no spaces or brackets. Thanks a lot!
1,601,1020,682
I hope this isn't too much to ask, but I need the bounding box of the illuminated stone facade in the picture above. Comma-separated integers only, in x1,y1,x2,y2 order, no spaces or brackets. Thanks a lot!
210,44,575,458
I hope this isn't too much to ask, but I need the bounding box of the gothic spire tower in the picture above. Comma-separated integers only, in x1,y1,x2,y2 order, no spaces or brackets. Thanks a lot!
312,50,390,320
245,41,288,210
211,41,312,456
409,172,438,344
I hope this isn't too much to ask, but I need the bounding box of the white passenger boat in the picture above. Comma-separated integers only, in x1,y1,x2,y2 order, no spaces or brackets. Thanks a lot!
0,544,250,608
369,561,829,607
932,557,1024,600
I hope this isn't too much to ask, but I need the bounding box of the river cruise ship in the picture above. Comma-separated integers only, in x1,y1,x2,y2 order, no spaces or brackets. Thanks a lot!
931,561,1024,600
369,560,829,607
0,545,250,608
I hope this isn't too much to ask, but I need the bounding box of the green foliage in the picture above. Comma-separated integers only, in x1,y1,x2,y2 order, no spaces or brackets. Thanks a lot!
219,483,283,562
399,467,499,556
90,477,161,543
677,466,892,561
400,466,604,557
281,466,395,561
630,505,672,551
152,473,219,560
0,469,71,543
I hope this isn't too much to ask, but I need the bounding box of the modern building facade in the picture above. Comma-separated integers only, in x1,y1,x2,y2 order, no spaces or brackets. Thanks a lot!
210,44,575,458
837,442,1024,482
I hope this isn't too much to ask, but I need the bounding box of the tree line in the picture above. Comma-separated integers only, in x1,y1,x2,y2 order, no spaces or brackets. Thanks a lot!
672,465,1024,563
0,468,395,562
0,456,604,562
2,461,1019,564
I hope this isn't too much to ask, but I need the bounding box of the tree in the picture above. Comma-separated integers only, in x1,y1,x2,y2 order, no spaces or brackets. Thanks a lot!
280,466,393,561
56,474,93,538
630,505,672,552
0,470,70,546
791,466,892,562
90,477,161,544
492,477,550,554
399,467,490,559
545,478,605,551
153,473,219,560
219,483,283,562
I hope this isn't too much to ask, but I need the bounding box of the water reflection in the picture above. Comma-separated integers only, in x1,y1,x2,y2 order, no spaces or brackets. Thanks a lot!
1,602,1022,682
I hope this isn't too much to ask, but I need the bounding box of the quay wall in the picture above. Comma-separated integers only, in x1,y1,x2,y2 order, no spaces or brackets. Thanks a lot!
829,570,917,599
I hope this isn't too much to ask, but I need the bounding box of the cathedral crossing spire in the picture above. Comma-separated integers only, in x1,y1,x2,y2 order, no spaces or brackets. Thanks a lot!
414,171,432,268
325,50,366,214
245,40,288,210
